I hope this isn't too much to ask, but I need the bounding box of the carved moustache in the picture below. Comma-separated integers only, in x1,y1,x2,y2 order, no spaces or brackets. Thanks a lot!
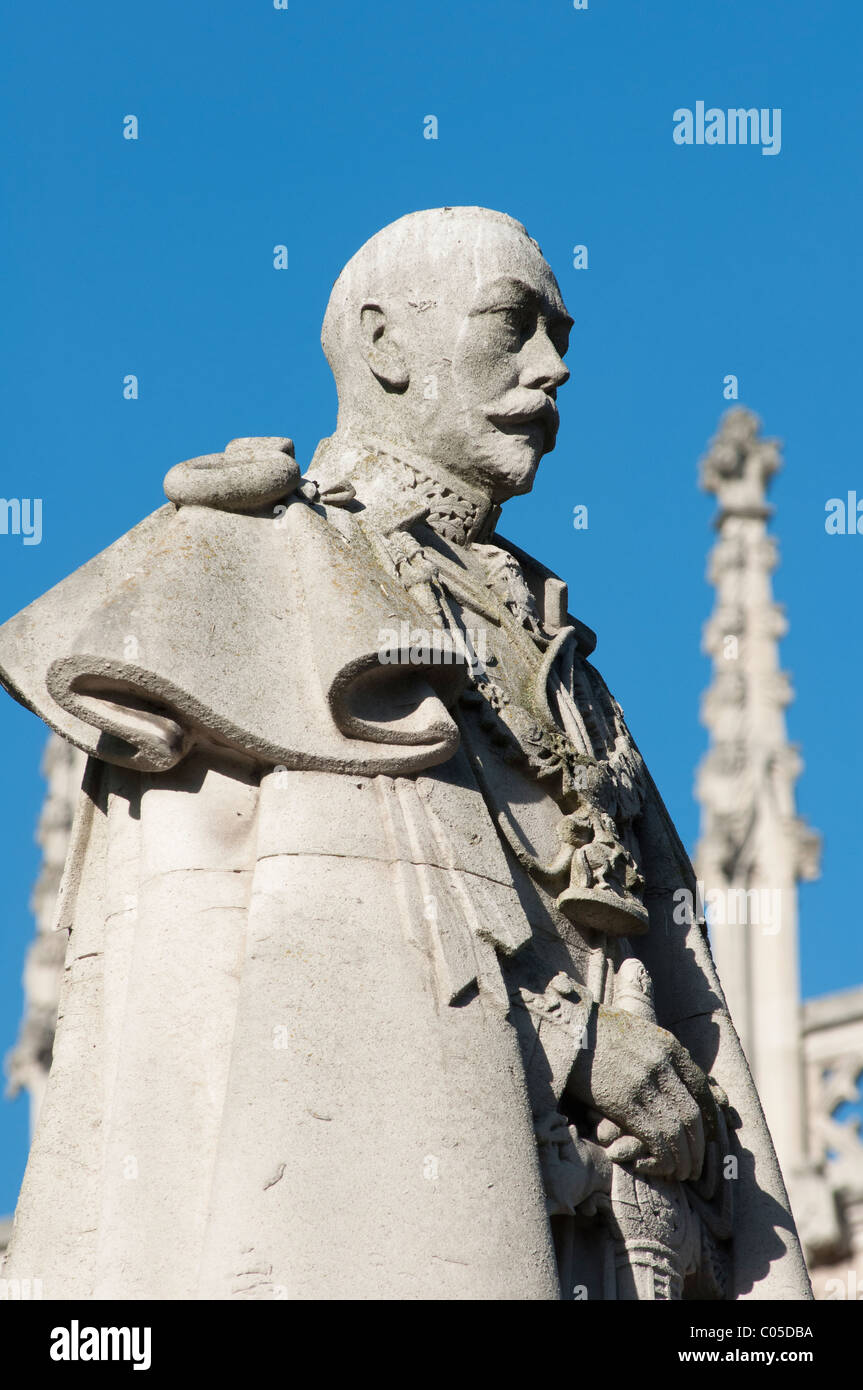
482,389,560,451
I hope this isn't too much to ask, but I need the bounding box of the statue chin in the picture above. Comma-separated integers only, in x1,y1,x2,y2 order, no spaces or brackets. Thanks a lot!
485,447,544,502
418,429,544,504
406,415,547,502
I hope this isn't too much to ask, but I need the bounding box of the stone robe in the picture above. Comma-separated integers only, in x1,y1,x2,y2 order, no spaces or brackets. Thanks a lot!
0,447,811,1299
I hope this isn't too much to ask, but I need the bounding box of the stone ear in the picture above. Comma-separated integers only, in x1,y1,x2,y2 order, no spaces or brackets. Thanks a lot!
359,301,410,392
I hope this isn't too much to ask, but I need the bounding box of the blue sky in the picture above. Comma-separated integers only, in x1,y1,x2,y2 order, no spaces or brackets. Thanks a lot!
0,0,860,1211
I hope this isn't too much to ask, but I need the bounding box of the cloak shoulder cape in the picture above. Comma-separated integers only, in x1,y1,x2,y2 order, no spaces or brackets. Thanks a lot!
0,486,811,1300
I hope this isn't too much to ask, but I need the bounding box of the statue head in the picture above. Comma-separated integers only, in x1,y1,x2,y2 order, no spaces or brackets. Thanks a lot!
320,207,572,503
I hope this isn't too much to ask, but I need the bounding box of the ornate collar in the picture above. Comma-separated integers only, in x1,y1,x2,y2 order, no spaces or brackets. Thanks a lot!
308,435,501,548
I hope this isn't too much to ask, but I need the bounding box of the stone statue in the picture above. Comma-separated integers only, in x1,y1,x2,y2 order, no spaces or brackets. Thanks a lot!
0,207,810,1300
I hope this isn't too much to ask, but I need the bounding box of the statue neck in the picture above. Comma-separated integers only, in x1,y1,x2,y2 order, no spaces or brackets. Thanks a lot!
309,433,501,547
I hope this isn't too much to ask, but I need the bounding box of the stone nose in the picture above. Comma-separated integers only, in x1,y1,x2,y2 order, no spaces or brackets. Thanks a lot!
521,329,570,392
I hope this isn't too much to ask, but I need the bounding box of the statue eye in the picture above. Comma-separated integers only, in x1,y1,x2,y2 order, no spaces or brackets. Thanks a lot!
495,306,533,343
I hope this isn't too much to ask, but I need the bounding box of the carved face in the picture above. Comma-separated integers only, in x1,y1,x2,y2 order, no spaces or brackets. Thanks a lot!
410,224,572,501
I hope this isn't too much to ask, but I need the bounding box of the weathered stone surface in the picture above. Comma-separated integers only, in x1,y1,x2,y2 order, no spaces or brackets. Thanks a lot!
0,209,810,1299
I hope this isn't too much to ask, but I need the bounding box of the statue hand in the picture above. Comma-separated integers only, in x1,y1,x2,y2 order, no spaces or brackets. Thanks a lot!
566,1006,718,1183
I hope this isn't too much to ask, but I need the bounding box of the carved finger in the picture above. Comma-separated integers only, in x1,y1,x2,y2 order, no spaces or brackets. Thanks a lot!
595,1118,622,1146
676,1088,706,1180
670,1040,719,1141
605,1135,646,1164
621,1105,676,1175
655,1070,696,1180
708,1076,730,1110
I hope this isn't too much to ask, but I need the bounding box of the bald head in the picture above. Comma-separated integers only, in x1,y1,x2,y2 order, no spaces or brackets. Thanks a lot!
319,207,572,502
323,208,537,387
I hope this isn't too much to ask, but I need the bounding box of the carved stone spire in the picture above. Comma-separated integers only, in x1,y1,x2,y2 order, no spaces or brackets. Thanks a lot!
695,408,820,1183
699,405,781,518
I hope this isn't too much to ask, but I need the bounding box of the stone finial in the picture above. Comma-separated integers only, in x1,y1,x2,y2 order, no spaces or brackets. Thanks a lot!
699,407,781,518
